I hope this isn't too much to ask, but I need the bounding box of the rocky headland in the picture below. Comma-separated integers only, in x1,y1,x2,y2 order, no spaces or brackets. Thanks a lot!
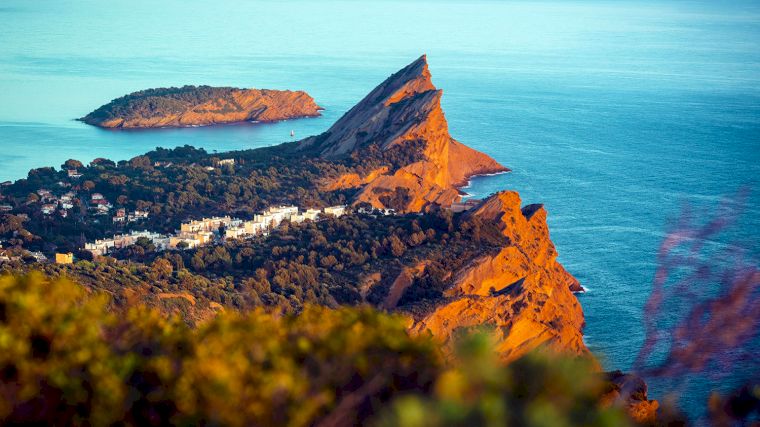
298,56,657,419
299,55,509,212
291,56,583,357
407,191,586,361
80,85,322,128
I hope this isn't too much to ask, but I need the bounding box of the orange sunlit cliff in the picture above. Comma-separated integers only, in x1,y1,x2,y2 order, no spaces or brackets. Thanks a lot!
299,56,587,361
408,191,586,361
300,56,658,420
300,55,509,212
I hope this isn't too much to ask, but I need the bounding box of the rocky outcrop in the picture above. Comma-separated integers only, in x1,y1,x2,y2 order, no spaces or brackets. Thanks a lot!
407,191,586,362
319,166,390,192
305,56,584,361
300,55,508,212
81,85,322,128
601,371,660,425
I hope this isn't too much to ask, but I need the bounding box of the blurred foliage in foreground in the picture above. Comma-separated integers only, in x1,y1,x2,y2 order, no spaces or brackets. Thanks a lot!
0,272,633,426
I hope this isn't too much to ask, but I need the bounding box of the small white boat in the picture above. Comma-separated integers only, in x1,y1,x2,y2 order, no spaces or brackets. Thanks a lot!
290,130,295,137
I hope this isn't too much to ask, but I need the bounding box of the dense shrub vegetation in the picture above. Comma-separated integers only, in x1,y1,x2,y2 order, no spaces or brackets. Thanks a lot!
0,143,427,254
0,273,632,426
80,86,246,122
2,207,505,322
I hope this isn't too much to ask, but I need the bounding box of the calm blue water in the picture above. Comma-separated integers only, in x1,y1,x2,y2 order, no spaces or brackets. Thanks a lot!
1,0,759,417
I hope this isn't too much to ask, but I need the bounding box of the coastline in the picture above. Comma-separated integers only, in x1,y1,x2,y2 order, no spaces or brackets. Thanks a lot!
78,112,323,130
457,170,511,197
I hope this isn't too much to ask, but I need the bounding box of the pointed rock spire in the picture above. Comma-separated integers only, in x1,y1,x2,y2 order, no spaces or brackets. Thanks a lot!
301,55,508,212
301,54,439,158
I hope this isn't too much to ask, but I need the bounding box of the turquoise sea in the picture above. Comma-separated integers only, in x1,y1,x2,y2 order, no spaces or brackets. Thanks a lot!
1,0,759,417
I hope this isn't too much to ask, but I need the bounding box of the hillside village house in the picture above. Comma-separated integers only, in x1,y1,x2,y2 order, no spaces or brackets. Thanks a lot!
169,235,202,249
114,208,150,223
37,189,53,201
85,230,170,256
30,251,47,263
225,206,345,241
170,231,213,249
113,208,127,223
323,206,346,217
171,216,239,249
180,216,237,234
291,208,322,223
128,210,149,222
85,239,115,256
254,206,299,229
55,252,74,264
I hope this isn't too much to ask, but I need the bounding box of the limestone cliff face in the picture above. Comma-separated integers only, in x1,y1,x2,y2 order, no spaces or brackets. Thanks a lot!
306,56,585,361
301,55,508,212
81,86,322,128
407,191,586,362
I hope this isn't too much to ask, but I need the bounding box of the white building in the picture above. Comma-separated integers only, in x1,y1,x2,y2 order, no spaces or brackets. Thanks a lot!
304,208,321,221
169,236,201,249
323,205,346,217
259,205,298,227
128,210,149,222
290,208,321,224
85,238,116,256
180,216,233,233
152,236,170,251
290,213,307,224
224,226,247,240
244,220,265,235
253,213,275,229
85,230,170,256
83,204,345,256
30,251,48,263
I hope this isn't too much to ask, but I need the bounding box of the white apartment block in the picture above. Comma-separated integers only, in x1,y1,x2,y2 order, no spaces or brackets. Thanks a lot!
85,230,170,256
323,205,346,217
84,205,350,256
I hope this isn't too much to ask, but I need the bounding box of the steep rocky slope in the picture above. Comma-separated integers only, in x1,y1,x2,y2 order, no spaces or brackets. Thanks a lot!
81,85,322,128
289,56,587,360
407,191,586,362
299,55,508,212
